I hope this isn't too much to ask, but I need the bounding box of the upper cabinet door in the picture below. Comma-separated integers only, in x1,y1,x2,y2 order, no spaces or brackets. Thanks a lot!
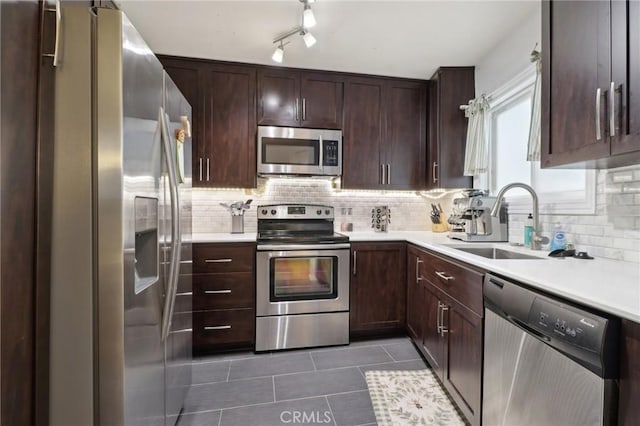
427,67,474,190
205,64,257,188
257,69,300,127
300,73,344,129
161,59,207,187
611,0,640,156
541,0,612,167
382,80,426,190
342,77,385,189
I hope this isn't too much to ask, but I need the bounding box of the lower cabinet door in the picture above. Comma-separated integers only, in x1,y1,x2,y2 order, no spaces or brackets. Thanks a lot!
406,248,424,340
350,242,406,334
443,298,483,426
619,319,640,425
421,283,445,375
193,309,254,356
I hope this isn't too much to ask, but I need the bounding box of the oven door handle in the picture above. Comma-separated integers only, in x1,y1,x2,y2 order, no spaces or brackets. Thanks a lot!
257,243,351,251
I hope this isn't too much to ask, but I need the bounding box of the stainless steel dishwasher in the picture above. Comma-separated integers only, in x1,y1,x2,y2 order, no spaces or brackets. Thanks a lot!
483,274,620,426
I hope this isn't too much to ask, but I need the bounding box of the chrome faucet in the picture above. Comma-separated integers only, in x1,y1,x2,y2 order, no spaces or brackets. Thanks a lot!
490,183,549,250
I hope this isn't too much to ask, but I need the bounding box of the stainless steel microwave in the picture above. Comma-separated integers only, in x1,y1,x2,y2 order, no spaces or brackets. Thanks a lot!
257,126,342,177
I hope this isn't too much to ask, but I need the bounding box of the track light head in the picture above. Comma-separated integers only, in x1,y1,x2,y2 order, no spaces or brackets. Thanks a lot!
303,31,316,48
303,5,316,28
272,43,284,63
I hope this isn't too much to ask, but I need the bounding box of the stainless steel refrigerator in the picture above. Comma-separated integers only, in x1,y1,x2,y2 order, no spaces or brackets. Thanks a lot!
49,6,192,426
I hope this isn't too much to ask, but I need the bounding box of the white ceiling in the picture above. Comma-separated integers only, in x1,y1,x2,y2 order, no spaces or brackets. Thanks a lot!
118,0,538,79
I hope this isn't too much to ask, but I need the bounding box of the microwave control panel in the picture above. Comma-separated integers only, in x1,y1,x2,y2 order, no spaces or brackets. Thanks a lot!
323,140,339,167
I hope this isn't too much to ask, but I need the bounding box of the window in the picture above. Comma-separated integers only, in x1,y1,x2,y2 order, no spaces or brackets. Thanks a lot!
475,68,596,215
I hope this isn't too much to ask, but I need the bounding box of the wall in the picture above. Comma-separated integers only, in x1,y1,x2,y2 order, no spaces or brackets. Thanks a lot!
192,179,460,235
475,3,640,263
475,4,541,95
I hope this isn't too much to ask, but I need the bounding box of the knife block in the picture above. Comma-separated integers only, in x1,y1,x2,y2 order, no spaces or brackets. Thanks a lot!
431,215,449,233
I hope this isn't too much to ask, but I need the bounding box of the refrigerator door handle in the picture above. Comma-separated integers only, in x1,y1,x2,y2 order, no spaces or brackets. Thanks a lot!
159,107,182,341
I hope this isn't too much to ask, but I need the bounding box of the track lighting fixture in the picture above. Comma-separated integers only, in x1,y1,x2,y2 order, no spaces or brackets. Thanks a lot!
270,0,319,63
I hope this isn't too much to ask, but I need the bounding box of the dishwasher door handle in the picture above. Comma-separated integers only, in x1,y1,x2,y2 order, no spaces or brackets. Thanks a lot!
506,313,550,342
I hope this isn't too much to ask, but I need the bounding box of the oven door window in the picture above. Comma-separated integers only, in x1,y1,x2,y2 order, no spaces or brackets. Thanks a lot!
262,138,319,165
270,256,338,302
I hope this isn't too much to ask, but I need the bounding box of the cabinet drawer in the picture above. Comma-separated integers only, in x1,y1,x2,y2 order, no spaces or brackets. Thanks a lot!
193,273,254,310
420,250,483,315
193,309,254,348
193,243,254,273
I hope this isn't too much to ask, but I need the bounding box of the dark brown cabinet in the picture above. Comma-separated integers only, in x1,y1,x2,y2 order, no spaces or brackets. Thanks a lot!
342,77,384,189
409,244,484,426
192,243,256,356
385,80,427,189
350,242,406,335
257,69,343,129
406,246,424,340
427,67,474,189
443,295,483,425
342,77,426,190
542,0,640,168
204,64,257,188
421,281,446,373
619,319,640,425
159,59,205,185
161,57,257,188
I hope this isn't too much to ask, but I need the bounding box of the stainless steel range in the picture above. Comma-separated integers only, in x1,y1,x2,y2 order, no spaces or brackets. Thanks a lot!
256,204,350,351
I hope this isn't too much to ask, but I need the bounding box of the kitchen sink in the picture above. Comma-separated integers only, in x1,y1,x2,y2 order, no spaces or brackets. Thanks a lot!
449,247,543,260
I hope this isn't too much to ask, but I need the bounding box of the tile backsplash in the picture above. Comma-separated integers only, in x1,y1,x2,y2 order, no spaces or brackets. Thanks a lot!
508,165,640,263
192,178,460,235
192,165,640,264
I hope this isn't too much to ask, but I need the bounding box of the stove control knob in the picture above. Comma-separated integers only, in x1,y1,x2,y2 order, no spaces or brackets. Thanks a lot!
261,209,268,215
271,209,276,215
325,209,331,215
317,209,322,215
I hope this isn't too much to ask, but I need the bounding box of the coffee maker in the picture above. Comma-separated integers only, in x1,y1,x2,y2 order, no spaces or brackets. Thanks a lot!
448,193,508,242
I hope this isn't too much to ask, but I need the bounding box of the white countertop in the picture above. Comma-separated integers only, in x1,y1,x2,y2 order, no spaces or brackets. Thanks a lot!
192,230,640,322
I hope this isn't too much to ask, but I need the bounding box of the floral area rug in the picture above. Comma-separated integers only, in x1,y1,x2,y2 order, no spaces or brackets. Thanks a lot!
365,369,467,426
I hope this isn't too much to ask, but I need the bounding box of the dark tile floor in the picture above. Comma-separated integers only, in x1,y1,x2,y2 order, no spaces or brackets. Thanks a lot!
178,336,429,426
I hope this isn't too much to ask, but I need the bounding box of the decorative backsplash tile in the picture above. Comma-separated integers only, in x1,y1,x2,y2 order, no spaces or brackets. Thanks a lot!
508,164,640,263
191,165,640,264
192,178,462,235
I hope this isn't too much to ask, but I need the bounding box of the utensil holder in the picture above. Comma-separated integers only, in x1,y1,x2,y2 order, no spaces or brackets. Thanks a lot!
231,215,244,234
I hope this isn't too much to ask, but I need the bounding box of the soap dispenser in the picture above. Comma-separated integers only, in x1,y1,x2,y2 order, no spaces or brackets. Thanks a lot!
524,213,534,248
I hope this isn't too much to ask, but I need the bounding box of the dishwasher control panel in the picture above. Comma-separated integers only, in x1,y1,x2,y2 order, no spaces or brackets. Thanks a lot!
528,297,606,353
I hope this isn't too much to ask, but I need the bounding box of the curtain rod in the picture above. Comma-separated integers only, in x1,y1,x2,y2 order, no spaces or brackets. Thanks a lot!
459,94,491,110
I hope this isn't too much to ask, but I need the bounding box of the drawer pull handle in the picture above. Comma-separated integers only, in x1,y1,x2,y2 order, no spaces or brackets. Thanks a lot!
205,290,232,294
170,328,193,335
435,271,454,282
205,258,232,263
440,305,449,335
205,325,232,331
416,258,424,283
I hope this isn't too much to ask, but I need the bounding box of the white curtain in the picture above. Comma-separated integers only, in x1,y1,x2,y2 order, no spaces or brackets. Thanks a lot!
527,50,542,161
463,95,490,176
